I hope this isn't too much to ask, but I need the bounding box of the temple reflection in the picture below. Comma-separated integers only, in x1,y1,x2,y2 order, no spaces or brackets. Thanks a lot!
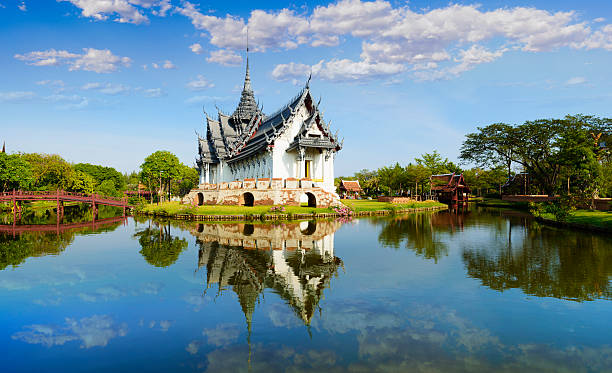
192,220,343,330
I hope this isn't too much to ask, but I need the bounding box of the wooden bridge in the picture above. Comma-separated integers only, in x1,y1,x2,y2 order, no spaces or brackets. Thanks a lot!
0,189,132,217
0,216,128,237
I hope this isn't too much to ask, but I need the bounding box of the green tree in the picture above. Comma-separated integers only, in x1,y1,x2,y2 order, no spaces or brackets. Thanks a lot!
415,150,450,176
97,179,119,197
405,163,430,196
0,153,34,192
20,153,74,190
354,169,379,196
134,223,188,267
460,115,611,196
171,165,199,197
140,151,181,202
67,170,96,194
73,163,126,191
378,163,408,195
460,123,516,178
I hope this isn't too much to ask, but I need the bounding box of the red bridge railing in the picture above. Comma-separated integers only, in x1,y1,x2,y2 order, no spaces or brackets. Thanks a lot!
0,189,131,207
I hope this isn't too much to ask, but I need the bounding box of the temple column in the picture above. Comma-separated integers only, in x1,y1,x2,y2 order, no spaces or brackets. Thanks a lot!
205,163,210,184
297,147,305,179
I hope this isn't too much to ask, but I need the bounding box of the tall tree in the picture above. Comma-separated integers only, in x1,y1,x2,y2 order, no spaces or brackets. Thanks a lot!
0,153,34,192
74,163,126,191
20,153,73,190
460,115,611,197
460,123,516,178
140,151,181,202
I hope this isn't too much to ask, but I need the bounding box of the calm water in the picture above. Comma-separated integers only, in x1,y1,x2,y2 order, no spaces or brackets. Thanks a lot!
1,207,611,372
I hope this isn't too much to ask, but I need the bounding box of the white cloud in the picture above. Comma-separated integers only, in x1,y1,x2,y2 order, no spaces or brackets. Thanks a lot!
189,43,204,54
78,286,126,302
18,1,26,11
60,0,147,24
594,17,605,23
0,91,36,102
14,49,79,67
184,95,232,105
202,324,240,347
44,94,84,103
12,315,128,349
206,49,242,66
82,82,131,95
142,88,165,97
15,48,131,73
36,79,65,87
71,48,132,73
177,0,612,82
272,59,405,82
565,76,587,85
158,320,172,332
186,340,200,355
150,60,176,69
186,75,214,91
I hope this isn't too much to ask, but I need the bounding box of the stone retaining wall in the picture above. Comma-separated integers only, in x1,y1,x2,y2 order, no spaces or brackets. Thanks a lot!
183,178,342,208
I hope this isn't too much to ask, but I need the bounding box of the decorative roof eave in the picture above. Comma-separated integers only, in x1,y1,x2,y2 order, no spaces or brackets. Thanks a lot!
286,137,338,152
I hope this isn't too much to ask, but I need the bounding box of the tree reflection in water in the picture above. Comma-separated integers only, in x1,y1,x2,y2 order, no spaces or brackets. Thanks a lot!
193,221,343,333
461,210,612,301
377,207,612,301
133,221,188,268
376,212,451,262
0,215,125,271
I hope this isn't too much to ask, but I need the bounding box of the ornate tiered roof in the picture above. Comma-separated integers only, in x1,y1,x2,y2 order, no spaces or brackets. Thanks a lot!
197,58,342,167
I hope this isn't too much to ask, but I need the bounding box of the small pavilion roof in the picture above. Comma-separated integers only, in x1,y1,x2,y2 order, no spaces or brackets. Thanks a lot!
340,180,362,192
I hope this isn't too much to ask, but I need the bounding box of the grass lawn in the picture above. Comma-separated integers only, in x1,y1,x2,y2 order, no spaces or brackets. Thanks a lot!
138,201,334,216
138,200,447,217
340,199,446,212
474,198,530,210
542,210,612,230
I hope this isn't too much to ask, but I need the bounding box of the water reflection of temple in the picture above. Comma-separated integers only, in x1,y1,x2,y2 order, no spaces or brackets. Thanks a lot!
192,221,342,329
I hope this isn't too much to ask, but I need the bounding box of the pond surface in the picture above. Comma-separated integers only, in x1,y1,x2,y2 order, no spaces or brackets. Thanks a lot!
0,208,611,372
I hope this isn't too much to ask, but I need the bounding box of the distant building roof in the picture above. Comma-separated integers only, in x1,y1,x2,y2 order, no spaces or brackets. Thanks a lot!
340,180,362,192
430,173,470,193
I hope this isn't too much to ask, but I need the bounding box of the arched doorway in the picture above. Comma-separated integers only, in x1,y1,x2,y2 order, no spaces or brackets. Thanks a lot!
197,193,204,206
240,192,254,207
243,224,254,236
299,221,316,235
300,192,316,207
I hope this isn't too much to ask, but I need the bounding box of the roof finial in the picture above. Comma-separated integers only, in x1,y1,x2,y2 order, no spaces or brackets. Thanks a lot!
243,26,251,92
306,69,312,88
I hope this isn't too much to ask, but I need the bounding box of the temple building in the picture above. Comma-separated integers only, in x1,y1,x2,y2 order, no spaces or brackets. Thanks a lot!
196,53,342,195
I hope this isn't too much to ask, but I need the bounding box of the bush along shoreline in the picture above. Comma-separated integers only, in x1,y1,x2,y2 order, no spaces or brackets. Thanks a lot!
476,197,612,234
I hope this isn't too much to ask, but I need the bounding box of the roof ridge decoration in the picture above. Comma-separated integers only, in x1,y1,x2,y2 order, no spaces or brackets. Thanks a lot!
231,42,259,123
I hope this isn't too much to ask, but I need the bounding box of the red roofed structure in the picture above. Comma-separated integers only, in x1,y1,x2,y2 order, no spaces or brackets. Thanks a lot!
430,173,470,205
339,180,362,199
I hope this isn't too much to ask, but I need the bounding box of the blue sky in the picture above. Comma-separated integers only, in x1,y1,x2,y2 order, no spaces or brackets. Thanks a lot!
1,0,611,176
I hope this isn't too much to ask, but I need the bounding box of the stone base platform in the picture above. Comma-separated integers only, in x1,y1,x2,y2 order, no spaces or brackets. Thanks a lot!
183,178,342,208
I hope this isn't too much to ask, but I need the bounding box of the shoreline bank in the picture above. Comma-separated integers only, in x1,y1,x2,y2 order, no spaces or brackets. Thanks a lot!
476,198,612,234
135,203,448,221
